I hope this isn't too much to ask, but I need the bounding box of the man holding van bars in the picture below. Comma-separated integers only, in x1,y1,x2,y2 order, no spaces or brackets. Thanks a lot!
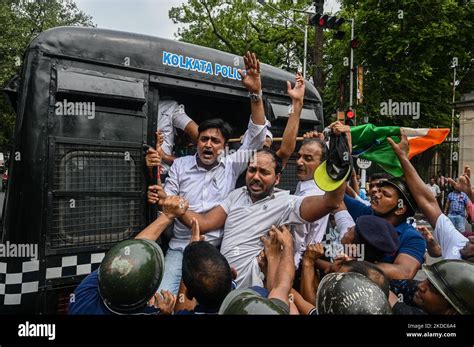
146,52,261,294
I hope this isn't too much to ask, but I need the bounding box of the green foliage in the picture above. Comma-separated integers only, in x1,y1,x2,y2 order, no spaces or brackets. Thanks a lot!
169,0,313,70
170,0,474,129
0,0,94,152
325,0,474,127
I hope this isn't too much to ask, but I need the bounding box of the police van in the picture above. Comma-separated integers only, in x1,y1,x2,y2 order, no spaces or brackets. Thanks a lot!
0,26,323,313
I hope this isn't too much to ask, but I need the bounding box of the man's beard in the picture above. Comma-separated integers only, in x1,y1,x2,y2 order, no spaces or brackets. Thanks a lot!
247,180,275,201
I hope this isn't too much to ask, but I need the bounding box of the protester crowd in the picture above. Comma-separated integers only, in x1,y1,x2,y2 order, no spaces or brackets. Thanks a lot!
68,52,474,316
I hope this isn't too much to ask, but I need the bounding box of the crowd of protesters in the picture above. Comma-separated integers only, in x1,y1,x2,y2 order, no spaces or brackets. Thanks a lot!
69,52,474,316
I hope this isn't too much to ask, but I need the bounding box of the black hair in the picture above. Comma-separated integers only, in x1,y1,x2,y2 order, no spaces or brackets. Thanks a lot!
300,138,327,162
255,148,283,175
342,260,390,297
369,172,394,181
182,241,232,310
198,118,233,142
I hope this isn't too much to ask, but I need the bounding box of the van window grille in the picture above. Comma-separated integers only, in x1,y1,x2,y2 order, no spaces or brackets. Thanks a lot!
279,157,298,194
50,143,143,249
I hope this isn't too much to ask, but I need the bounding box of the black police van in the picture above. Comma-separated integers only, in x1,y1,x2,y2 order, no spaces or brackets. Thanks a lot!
0,26,323,313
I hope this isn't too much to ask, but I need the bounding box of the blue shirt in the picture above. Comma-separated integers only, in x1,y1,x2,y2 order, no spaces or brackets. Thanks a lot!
447,191,469,217
343,195,426,264
68,269,160,315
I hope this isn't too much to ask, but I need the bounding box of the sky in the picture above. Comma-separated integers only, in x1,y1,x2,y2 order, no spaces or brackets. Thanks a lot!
74,0,341,40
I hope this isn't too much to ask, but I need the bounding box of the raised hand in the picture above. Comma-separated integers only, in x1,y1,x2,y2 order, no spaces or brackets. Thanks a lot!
387,128,409,158
328,121,350,136
237,51,261,93
303,130,324,140
447,165,472,199
286,72,305,103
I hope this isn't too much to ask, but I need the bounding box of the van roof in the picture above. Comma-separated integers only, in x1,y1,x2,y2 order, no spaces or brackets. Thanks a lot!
28,27,322,104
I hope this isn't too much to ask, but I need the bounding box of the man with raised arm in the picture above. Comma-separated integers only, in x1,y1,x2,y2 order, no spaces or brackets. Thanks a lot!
387,131,474,263
147,52,269,294
177,123,348,288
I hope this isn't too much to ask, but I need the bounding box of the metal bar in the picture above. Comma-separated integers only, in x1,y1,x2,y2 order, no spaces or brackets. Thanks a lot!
303,23,308,79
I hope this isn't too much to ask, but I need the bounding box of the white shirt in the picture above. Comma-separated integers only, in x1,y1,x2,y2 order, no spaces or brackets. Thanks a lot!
292,180,330,268
157,100,192,174
220,187,308,289
427,183,441,197
164,118,266,251
433,214,468,260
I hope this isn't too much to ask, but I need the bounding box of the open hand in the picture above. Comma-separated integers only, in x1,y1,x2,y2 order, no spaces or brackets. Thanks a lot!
447,165,472,198
238,51,261,93
286,72,305,103
387,128,409,158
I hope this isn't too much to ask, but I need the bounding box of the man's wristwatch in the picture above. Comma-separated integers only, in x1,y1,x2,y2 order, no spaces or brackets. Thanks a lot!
249,90,262,102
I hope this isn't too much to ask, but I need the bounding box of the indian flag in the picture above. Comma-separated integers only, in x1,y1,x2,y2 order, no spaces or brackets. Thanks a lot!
350,124,450,177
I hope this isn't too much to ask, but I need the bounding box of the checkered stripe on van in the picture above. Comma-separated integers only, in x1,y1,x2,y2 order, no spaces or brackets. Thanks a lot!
0,259,40,305
45,252,105,279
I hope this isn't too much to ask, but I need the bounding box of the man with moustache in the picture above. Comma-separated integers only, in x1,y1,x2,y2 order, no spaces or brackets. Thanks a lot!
177,126,348,288
147,52,268,294
291,137,330,268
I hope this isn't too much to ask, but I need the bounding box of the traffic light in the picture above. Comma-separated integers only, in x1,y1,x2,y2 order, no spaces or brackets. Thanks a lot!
350,38,360,49
309,13,345,38
345,108,356,126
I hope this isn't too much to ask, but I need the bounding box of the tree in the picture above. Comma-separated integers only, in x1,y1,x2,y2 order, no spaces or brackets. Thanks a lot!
0,0,94,152
324,0,474,128
169,0,313,72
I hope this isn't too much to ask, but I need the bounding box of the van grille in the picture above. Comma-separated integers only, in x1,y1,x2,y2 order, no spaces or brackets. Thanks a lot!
49,142,144,249
279,157,298,194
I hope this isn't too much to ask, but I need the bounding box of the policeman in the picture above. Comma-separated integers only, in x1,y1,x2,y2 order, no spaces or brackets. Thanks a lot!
390,259,474,315
316,272,392,315
69,195,188,315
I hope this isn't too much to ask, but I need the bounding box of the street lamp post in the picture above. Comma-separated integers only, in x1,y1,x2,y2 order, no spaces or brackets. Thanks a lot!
258,0,310,79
